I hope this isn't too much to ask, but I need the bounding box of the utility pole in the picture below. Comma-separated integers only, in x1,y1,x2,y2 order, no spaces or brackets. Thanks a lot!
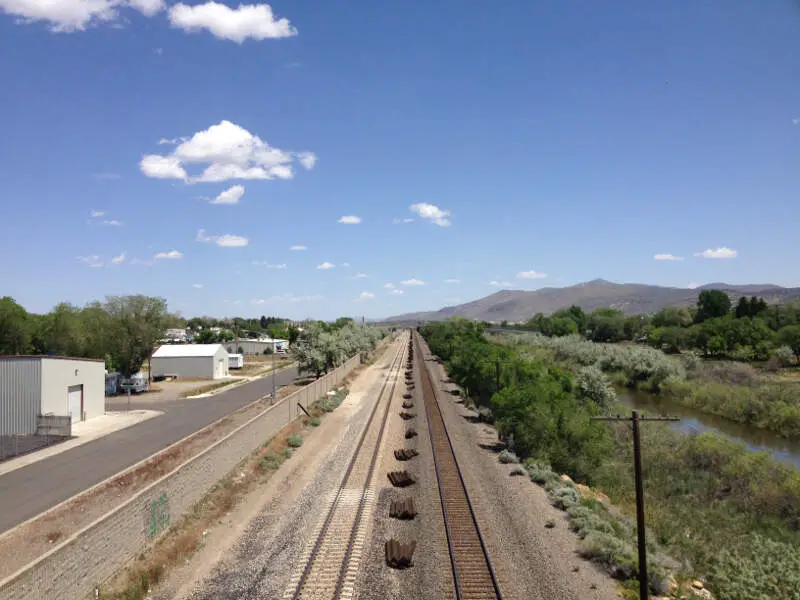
591,411,679,600
271,316,276,401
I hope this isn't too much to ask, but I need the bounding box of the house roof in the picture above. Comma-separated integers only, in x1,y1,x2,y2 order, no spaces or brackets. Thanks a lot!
152,344,226,358
0,355,104,363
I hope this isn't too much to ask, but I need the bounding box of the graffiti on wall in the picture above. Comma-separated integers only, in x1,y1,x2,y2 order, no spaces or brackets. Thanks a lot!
147,492,170,538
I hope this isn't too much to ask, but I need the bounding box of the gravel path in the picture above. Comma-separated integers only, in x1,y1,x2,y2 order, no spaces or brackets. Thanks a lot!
419,339,620,600
161,337,406,600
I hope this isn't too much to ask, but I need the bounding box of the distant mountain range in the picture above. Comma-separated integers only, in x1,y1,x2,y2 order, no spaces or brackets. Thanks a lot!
383,279,800,324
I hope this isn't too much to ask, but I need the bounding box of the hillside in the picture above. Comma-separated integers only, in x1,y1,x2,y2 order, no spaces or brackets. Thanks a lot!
384,279,800,323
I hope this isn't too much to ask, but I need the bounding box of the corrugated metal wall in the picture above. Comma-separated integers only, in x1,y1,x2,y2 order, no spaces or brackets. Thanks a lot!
0,359,42,435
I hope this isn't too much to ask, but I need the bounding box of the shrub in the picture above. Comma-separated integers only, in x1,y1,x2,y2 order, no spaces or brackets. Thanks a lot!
526,460,556,485
287,434,303,448
509,466,527,476
576,365,616,407
306,416,321,427
548,484,581,510
498,449,519,464
775,345,795,367
578,531,638,580
477,406,494,423
281,448,293,458
259,452,282,470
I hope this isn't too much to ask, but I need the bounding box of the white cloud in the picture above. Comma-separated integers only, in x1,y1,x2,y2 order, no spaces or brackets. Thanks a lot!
252,261,287,269
353,273,367,279
192,283,204,289
687,282,700,289
392,217,414,224
410,202,451,227
154,250,183,260
130,257,154,266
338,215,361,225
141,120,312,183
140,154,188,180
289,245,307,251
654,253,683,261
90,209,104,218
489,280,513,287
793,118,800,126
210,184,245,205
401,278,425,286
297,152,317,170
383,283,395,289
196,229,248,247
128,0,163,16
111,252,126,264
317,262,335,270
101,219,122,226
0,0,119,32
340,262,351,267
251,298,265,305
354,291,375,301
390,289,404,295
694,247,737,259
444,278,460,283
168,2,296,43
77,255,103,268
517,270,547,279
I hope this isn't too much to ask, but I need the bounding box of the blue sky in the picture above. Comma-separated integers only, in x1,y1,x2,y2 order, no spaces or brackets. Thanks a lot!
1,0,799,320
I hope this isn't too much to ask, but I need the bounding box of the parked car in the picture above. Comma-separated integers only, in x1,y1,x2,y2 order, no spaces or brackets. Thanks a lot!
119,372,149,393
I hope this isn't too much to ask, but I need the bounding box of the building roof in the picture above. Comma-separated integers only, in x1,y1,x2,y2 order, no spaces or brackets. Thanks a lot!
152,344,226,358
0,355,105,363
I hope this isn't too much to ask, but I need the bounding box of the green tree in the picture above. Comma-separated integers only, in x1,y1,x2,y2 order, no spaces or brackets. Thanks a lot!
0,296,31,354
39,303,86,356
778,325,800,361
194,329,218,344
695,290,732,323
652,306,693,328
287,325,300,345
260,315,268,329
587,309,626,343
735,297,751,319
104,295,169,378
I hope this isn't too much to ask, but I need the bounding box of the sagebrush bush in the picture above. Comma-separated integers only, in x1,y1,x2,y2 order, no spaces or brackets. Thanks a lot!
477,406,494,423
259,452,282,470
525,460,556,485
548,484,581,510
287,434,303,448
775,345,795,367
576,365,616,407
498,449,519,464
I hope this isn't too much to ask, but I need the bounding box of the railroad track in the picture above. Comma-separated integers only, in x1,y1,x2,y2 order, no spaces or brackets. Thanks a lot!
283,333,407,600
414,332,503,600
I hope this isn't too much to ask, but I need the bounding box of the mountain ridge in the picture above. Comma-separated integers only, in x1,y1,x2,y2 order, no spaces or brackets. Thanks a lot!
383,280,800,323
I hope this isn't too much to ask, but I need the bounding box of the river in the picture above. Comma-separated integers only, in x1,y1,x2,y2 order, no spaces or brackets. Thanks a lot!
616,389,800,469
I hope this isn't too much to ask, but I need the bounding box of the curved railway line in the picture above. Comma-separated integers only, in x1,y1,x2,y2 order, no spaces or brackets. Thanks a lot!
413,331,504,600
283,333,408,600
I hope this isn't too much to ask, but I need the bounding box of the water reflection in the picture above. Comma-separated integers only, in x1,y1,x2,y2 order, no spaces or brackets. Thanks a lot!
616,389,800,469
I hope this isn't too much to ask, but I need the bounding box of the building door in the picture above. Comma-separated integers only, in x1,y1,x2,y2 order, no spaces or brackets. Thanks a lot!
68,385,83,424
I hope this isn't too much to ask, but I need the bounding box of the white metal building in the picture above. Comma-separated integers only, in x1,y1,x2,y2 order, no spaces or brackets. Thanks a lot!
224,338,290,355
0,356,106,435
151,344,229,380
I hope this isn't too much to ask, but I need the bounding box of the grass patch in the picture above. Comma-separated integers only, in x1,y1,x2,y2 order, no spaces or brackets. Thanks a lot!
498,449,519,464
305,417,321,427
316,388,349,413
287,434,303,448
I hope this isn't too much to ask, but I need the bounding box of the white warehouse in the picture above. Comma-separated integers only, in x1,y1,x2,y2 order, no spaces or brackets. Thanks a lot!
0,356,106,435
151,344,229,380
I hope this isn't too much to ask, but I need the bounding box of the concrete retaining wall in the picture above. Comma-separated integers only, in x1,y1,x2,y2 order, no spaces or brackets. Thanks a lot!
0,354,362,600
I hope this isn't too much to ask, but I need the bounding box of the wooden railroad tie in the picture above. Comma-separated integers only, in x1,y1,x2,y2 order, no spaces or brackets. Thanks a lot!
405,369,413,377
387,471,415,487
389,498,417,520
405,428,418,439
402,393,413,400
399,411,415,420
394,448,419,461
402,401,414,409
385,539,417,569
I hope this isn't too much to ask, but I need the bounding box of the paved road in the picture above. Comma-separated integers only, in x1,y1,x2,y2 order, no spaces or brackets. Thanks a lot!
0,366,299,535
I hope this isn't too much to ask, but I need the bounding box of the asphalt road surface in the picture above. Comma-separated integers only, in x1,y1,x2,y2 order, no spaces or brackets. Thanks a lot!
0,366,299,535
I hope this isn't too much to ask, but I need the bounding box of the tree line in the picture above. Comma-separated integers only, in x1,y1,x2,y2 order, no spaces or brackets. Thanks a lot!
509,290,800,363
294,320,386,379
